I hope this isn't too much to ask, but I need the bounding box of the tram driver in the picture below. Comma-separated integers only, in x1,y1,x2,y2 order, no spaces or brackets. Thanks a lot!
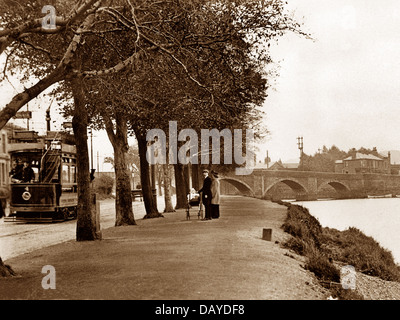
21,161,34,183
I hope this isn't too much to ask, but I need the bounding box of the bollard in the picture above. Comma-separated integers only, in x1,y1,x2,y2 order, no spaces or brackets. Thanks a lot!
262,228,272,241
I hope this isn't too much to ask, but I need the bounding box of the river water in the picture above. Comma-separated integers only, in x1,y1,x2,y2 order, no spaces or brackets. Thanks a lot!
294,198,400,265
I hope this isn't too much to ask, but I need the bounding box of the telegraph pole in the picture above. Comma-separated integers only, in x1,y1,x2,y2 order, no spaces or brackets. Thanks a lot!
46,108,51,132
97,151,99,175
26,104,29,130
297,136,303,169
89,128,95,182
90,129,93,170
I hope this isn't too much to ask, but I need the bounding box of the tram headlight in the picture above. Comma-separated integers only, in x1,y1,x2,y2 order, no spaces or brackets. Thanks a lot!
22,191,31,201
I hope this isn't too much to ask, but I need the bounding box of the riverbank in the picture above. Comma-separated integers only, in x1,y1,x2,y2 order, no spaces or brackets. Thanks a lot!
295,197,400,265
277,200,400,299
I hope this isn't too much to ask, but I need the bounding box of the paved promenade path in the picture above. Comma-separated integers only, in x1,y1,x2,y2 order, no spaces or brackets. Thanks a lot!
0,196,327,300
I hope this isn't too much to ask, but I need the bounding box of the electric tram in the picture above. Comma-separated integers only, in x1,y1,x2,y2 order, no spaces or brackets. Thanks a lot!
7,130,77,222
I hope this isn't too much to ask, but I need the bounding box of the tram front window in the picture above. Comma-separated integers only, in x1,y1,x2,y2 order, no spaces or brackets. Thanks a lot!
11,156,40,183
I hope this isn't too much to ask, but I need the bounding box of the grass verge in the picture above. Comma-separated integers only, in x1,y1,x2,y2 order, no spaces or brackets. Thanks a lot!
279,201,400,299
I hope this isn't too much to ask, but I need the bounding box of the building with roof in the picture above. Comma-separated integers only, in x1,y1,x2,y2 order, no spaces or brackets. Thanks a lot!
0,123,26,214
268,159,299,171
335,152,391,174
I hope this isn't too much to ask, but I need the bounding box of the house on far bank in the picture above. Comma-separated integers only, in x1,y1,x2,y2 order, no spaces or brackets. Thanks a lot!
268,159,299,171
335,151,391,174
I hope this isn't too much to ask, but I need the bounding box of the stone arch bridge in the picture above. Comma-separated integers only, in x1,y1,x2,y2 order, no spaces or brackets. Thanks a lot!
221,169,400,201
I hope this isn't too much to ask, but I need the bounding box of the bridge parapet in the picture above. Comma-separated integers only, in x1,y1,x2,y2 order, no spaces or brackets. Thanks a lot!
221,169,400,200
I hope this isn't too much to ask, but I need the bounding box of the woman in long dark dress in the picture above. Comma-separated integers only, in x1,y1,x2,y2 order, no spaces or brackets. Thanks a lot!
198,169,212,220
210,171,220,219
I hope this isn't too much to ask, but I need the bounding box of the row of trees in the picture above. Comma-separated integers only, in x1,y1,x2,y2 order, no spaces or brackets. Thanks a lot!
0,0,306,276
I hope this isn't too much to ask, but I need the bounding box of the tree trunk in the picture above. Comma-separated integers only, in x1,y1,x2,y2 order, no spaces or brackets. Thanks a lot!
192,163,200,191
183,164,190,193
163,164,175,212
157,165,163,196
71,76,99,241
136,131,162,218
105,112,136,226
0,256,16,277
174,163,187,209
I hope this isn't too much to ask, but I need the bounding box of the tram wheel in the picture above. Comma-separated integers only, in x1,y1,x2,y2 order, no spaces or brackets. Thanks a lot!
71,206,77,219
62,208,69,220
55,208,69,221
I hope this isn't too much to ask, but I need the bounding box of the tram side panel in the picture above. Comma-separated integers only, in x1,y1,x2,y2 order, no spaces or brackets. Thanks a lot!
58,185,78,219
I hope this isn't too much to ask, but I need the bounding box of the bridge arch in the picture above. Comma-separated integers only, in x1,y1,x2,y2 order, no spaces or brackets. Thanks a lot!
318,180,351,198
219,177,254,196
263,179,308,198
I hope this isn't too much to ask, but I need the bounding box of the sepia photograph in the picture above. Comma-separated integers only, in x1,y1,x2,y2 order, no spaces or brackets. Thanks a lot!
0,0,400,309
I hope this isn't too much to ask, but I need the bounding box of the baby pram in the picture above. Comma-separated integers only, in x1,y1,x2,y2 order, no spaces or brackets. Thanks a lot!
186,191,203,220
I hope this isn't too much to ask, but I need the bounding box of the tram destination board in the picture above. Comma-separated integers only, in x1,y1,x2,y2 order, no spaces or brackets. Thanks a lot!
12,130,38,140
13,111,32,119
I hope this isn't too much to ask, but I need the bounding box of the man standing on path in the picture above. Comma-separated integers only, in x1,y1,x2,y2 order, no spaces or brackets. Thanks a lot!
198,169,212,220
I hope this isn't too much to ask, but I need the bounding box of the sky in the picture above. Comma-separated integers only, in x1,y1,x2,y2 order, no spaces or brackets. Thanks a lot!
260,0,400,163
1,0,400,169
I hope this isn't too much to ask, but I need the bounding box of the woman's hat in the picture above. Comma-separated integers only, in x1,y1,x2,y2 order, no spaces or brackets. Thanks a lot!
211,170,219,178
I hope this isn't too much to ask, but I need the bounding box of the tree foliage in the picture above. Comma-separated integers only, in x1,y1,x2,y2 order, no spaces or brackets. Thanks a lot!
302,145,347,172
0,0,307,128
